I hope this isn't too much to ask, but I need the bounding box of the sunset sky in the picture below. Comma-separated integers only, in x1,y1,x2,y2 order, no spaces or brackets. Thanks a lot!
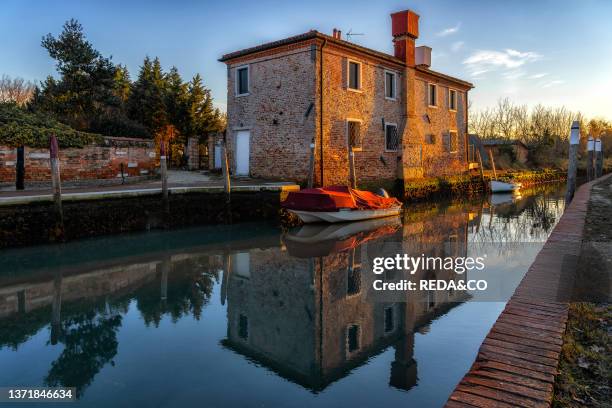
2,0,612,118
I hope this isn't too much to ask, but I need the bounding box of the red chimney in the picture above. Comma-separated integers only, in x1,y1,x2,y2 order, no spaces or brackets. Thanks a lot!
391,10,419,66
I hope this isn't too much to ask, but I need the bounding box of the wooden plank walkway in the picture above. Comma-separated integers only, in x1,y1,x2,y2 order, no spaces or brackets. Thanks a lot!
445,174,612,408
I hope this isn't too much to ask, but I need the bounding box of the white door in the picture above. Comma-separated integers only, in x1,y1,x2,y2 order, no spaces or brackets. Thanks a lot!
214,145,222,168
235,130,250,176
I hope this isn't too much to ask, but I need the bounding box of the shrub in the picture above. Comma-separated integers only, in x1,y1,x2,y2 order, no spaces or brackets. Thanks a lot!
0,103,102,148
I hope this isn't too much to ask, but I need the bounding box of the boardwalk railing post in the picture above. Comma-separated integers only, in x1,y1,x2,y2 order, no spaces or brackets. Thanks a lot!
587,135,594,181
565,121,580,204
160,141,169,216
49,135,64,240
595,138,603,178
16,145,25,190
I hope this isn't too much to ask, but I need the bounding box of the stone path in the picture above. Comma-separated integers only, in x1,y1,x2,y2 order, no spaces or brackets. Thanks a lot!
445,173,612,408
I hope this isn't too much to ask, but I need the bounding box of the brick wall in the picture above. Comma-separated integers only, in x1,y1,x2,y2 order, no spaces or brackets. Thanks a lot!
226,42,316,181
0,136,157,183
224,39,469,185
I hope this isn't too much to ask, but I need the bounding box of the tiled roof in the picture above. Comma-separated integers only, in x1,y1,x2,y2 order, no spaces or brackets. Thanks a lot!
219,30,473,88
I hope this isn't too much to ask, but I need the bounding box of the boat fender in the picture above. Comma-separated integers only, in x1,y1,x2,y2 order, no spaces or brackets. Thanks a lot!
376,188,390,198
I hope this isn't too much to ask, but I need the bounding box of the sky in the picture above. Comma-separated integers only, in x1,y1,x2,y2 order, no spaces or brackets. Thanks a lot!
2,0,612,119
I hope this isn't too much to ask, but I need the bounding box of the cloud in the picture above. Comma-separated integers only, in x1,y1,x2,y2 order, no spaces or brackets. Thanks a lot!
437,23,461,37
541,80,565,88
529,73,548,79
463,48,541,77
451,41,464,52
503,70,526,80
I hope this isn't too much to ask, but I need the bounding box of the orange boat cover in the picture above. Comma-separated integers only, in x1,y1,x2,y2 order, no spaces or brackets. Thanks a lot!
282,185,400,212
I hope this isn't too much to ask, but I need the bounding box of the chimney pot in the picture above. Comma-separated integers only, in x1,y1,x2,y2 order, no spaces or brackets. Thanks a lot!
333,28,337,38
337,30,341,39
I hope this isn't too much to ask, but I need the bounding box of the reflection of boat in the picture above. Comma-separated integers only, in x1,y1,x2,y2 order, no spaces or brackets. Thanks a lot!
489,192,521,206
282,186,401,223
283,216,401,257
490,180,521,193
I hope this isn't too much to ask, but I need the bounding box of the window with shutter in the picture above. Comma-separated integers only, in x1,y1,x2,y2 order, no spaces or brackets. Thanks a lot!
236,66,249,95
450,131,458,153
348,61,361,90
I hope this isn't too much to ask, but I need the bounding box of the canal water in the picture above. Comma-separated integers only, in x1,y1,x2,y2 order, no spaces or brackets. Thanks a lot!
0,184,566,408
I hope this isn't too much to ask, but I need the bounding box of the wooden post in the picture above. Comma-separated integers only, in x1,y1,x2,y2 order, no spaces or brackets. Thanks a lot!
16,145,25,190
565,121,580,204
307,137,316,188
160,141,169,215
487,148,497,180
595,138,603,178
221,131,232,222
476,148,485,184
49,135,64,240
348,145,356,189
50,270,63,345
587,136,594,181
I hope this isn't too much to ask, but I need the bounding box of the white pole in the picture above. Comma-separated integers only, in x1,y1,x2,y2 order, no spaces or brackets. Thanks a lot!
595,138,603,178
587,135,594,181
565,121,580,204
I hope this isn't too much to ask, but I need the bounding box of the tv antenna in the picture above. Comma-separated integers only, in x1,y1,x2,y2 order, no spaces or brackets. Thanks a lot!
345,29,364,42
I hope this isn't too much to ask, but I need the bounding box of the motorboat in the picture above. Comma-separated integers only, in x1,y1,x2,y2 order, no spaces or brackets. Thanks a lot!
281,185,402,223
490,180,521,193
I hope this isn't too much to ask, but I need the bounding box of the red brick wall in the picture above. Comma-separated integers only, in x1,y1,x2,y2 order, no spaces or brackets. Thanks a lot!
0,137,157,183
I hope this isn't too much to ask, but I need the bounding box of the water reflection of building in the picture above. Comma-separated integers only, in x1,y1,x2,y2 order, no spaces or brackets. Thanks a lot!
223,206,473,392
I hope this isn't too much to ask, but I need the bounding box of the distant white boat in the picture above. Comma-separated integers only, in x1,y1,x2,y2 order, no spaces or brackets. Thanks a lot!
490,180,521,193
290,206,401,224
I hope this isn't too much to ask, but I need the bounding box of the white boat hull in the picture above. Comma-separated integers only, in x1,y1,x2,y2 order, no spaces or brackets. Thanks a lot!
289,206,401,223
490,180,521,193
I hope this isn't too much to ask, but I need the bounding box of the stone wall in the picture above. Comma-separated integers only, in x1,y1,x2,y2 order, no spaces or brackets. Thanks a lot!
0,136,157,184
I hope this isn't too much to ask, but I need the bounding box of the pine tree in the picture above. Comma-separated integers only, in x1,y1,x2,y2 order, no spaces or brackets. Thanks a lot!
165,66,189,136
113,64,131,103
127,56,168,135
186,73,216,136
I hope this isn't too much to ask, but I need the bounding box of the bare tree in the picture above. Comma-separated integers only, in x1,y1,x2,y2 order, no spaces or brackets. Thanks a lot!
0,75,35,106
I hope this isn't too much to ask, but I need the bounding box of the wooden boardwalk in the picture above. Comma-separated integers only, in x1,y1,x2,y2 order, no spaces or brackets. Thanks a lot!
445,174,611,408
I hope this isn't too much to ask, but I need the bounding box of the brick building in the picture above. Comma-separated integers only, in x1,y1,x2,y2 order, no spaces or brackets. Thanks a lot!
219,9,473,186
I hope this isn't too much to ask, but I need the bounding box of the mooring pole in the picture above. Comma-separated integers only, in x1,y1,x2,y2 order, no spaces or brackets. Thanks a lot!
476,148,485,186
50,270,63,345
565,121,580,204
595,138,603,178
487,148,497,180
160,141,169,215
16,145,25,190
307,137,316,188
348,145,356,189
49,135,64,240
587,135,594,181
221,131,232,222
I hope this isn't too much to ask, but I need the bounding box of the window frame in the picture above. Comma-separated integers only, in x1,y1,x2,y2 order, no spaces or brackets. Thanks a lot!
384,305,395,334
346,323,361,355
384,122,399,152
346,118,363,152
346,59,362,92
448,88,457,112
384,69,397,100
449,130,459,153
428,83,438,108
235,65,250,96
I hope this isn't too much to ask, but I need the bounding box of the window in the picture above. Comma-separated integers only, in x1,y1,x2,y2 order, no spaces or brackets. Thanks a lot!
347,324,360,353
384,306,395,333
425,134,436,144
428,83,437,107
238,314,249,340
449,131,458,153
385,70,396,99
348,60,361,90
236,66,249,96
449,89,457,111
347,120,362,151
347,265,361,296
385,123,399,151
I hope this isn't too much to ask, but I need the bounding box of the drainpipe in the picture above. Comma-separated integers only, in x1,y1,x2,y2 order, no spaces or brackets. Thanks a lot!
319,38,327,186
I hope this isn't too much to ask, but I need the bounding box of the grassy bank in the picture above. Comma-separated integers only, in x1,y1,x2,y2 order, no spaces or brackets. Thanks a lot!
403,169,565,200
553,303,611,408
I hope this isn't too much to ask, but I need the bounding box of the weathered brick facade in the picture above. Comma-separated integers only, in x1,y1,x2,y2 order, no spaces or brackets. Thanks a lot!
220,9,472,186
0,136,156,184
